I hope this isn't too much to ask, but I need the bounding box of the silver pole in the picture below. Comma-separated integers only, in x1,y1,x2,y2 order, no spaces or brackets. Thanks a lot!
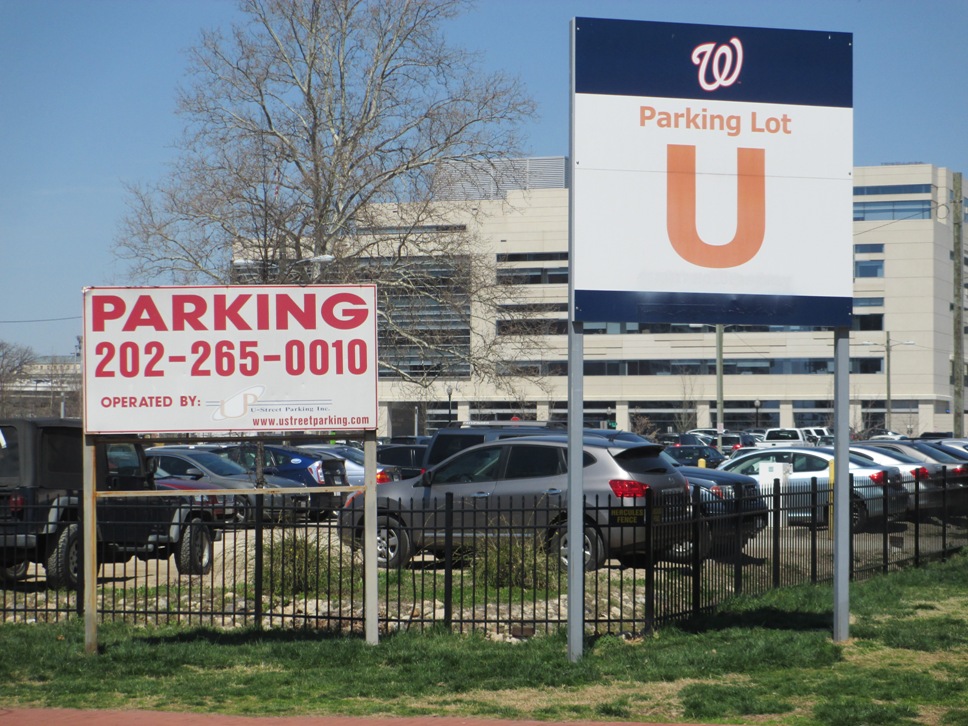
566,17,585,663
832,327,850,641
363,429,379,645
83,436,97,654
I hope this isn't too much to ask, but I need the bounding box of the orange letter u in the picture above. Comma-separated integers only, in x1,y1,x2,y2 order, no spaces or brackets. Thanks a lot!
666,144,766,268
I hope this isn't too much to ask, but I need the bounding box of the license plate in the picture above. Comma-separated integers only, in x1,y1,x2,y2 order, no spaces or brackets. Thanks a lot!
608,507,661,525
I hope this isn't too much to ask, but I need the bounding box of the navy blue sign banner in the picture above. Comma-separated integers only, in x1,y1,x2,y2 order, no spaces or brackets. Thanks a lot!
571,18,853,326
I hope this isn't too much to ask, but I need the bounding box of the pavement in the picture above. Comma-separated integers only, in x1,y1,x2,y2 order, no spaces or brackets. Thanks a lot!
1,709,719,726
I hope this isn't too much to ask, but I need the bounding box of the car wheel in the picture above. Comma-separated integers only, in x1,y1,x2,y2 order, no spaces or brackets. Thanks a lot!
232,495,251,524
0,559,29,582
375,515,411,569
176,518,214,576
551,524,604,572
663,519,712,564
851,497,869,533
45,523,80,590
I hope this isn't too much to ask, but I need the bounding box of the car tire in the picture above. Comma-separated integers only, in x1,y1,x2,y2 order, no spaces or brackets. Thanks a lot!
663,519,712,564
551,524,605,572
232,495,251,524
851,497,869,533
0,559,29,582
375,515,411,569
176,518,214,576
45,523,80,590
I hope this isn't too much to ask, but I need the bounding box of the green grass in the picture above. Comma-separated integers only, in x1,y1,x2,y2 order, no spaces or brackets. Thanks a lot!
1,552,966,723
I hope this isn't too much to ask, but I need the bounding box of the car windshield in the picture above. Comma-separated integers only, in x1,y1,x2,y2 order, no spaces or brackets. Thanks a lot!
183,451,248,476
908,442,964,463
333,447,364,466
855,447,920,464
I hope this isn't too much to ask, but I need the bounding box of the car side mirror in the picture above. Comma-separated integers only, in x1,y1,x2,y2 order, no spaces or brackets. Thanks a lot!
185,467,204,480
419,469,434,487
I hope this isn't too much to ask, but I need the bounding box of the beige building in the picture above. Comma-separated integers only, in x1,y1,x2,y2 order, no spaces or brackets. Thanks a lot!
377,159,967,439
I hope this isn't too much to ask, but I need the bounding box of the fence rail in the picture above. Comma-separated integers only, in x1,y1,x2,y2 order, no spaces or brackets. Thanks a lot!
3,479,967,635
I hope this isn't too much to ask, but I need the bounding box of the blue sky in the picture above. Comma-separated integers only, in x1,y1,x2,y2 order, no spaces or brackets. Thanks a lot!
2,0,966,356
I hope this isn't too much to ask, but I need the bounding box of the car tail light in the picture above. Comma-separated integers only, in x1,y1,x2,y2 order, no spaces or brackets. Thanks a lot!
731,443,742,451
709,484,725,499
376,470,392,484
609,479,650,498
309,460,326,484
7,495,25,515
869,470,886,486
911,466,929,480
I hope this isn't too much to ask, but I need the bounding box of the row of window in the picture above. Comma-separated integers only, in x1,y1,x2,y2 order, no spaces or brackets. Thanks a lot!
853,200,932,221
496,256,895,285
496,315,884,336
497,357,884,377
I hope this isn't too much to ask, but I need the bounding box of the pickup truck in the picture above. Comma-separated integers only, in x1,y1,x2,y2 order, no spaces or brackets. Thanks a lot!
755,428,818,448
0,418,223,589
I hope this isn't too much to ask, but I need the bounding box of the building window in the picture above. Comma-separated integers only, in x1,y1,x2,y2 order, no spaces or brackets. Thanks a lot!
853,314,883,331
854,260,884,278
851,358,883,374
496,267,569,285
854,297,884,308
854,243,884,254
853,184,933,196
496,252,569,262
853,200,932,221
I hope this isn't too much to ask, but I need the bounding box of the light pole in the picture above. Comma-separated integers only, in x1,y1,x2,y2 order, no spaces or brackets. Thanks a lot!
859,333,915,431
754,399,761,429
716,323,724,450
446,385,453,423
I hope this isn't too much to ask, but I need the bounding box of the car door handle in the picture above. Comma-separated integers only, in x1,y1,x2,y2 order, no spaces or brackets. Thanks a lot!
544,488,562,495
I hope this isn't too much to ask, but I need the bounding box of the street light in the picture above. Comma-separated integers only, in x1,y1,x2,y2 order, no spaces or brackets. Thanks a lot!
754,399,761,429
859,333,915,431
300,254,335,282
446,385,453,423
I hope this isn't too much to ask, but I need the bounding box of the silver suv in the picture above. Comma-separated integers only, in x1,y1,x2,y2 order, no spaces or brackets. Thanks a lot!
339,435,690,570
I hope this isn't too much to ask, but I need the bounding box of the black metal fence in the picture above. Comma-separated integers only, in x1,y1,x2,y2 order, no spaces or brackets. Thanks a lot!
2,478,967,635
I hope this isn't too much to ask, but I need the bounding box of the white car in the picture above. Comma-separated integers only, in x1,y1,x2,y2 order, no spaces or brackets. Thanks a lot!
717,447,908,531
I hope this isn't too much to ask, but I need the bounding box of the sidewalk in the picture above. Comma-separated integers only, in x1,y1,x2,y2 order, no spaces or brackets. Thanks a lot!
1,708,719,726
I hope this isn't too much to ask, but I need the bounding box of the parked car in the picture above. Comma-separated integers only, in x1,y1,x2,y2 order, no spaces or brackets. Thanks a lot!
853,440,968,489
147,447,309,522
718,432,759,453
654,432,710,447
377,444,428,479
421,422,649,469
298,444,402,487
154,476,236,523
717,447,908,531
849,445,950,516
1,419,223,589
215,443,349,518
338,435,692,570
661,454,768,559
755,428,818,448
663,444,726,468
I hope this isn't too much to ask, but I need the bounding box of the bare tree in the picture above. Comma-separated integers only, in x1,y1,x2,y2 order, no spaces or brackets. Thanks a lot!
0,341,37,417
116,0,538,388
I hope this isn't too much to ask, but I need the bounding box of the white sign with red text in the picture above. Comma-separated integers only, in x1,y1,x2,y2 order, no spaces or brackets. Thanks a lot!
82,285,378,434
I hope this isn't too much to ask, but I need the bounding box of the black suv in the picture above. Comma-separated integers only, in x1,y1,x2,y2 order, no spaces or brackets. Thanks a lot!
423,421,649,469
1,418,222,588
